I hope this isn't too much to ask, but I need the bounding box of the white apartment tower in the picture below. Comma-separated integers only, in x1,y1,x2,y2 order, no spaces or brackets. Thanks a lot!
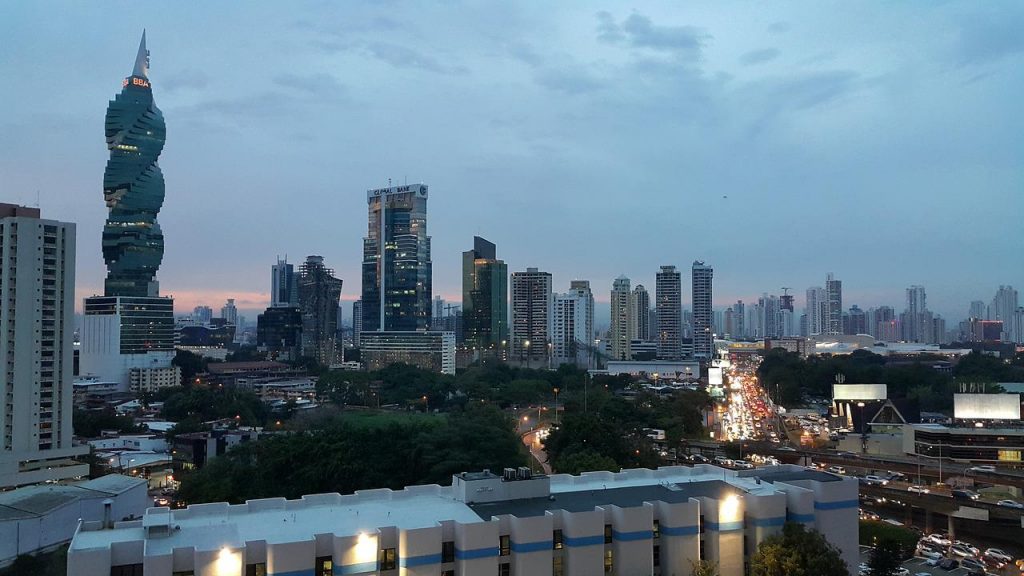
552,281,594,367
691,261,714,359
609,276,633,361
510,268,553,363
805,286,826,336
0,204,88,488
631,284,651,342
656,266,682,360
825,273,842,336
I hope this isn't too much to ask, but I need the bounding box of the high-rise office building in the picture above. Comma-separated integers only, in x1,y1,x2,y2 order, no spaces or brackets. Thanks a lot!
256,306,302,361
510,268,552,363
692,261,714,359
433,296,445,329
552,281,594,367
968,300,986,320
656,266,682,360
221,298,238,326
461,237,508,354
361,183,432,332
299,256,343,365
903,285,929,342
192,305,212,325
825,273,842,336
0,205,88,488
733,299,746,339
271,257,298,307
609,276,633,361
631,284,650,342
352,300,363,346
81,33,179,392
844,305,867,335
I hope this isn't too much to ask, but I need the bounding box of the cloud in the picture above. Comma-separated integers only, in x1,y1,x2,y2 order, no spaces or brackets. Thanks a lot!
161,69,210,93
272,72,345,96
953,10,1024,66
534,65,604,94
739,48,780,66
595,11,710,62
596,11,624,43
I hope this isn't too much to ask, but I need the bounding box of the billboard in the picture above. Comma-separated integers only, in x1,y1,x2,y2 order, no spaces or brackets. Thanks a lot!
832,384,887,401
953,394,1021,420
708,367,723,387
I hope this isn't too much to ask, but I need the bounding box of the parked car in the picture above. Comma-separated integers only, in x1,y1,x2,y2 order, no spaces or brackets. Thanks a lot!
886,471,906,480
954,541,979,556
951,489,980,501
967,465,996,473
960,558,985,572
951,544,976,558
925,533,952,546
996,499,1023,509
862,475,890,486
917,548,943,560
937,558,959,571
907,485,930,494
690,454,710,464
828,465,846,474
894,568,910,576
713,456,733,467
984,547,1012,563
732,459,754,470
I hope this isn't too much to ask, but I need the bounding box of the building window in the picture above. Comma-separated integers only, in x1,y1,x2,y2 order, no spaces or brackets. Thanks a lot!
653,519,660,539
604,549,613,573
654,544,660,567
442,571,455,576
699,514,706,533
604,524,613,544
553,529,564,550
499,562,511,576
171,572,194,576
315,556,332,576
442,540,455,563
700,539,706,560
553,555,565,576
379,548,396,571
245,564,267,576
111,565,143,576
500,535,511,556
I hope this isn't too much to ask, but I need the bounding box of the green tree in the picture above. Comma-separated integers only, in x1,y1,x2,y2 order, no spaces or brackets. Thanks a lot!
749,523,847,576
554,449,619,475
689,559,720,576
868,538,904,576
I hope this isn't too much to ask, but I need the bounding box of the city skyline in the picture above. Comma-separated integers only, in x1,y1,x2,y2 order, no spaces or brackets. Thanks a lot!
2,3,1022,320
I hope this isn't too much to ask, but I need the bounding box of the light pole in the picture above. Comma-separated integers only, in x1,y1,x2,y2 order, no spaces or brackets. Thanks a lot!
524,340,531,370
422,395,429,413
856,401,866,453
553,387,560,425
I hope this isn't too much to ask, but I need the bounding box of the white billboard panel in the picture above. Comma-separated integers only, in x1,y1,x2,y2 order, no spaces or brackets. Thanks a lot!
708,367,723,386
832,384,887,401
953,394,1021,420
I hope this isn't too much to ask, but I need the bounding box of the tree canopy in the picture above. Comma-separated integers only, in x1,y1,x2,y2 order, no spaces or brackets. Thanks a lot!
749,522,848,576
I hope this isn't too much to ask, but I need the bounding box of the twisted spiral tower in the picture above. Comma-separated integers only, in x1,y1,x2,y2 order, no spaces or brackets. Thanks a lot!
102,31,166,297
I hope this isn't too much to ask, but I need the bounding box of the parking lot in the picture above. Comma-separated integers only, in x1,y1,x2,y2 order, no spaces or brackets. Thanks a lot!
858,544,1020,576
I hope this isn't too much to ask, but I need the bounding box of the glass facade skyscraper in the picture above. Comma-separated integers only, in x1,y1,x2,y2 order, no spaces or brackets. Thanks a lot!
461,236,508,351
361,184,432,332
101,31,167,298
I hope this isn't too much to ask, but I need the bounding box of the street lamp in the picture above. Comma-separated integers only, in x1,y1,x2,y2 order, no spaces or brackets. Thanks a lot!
524,340,531,369
856,401,866,454
553,387,560,425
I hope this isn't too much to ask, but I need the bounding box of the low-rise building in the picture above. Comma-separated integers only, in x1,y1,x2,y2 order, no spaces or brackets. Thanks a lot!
359,331,456,375
599,360,700,380
171,429,260,472
67,464,857,576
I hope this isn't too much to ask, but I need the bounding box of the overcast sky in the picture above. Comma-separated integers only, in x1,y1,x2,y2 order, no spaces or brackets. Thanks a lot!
2,1,1022,322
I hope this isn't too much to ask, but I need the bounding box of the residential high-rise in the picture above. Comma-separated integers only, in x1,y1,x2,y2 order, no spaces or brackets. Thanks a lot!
805,287,826,336
990,286,1020,343
656,266,682,360
844,305,867,335
870,306,895,340
968,300,986,320
733,299,746,339
510,268,552,364
81,33,179,392
192,305,212,325
0,205,87,488
352,300,363,346
361,183,432,332
552,281,594,367
610,276,634,361
825,273,842,336
691,261,714,359
221,298,238,325
256,306,302,361
903,285,929,342
271,257,298,307
461,236,508,353
299,256,343,365
631,284,651,342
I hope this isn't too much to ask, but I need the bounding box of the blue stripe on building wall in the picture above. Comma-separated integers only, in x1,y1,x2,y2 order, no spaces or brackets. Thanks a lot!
661,525,700,536
814,499,859,511
613,529,653,541
788,512,816,523
511,540,553,553
750,516,786,528
454,547,500,560
399,553,443,567
334,562,377,575
563,535,604,547
705,520,745,532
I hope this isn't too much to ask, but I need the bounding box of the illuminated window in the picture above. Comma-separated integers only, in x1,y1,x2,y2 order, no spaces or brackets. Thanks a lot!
245,563,267,576
553,556,564,576
315,556,332,576
998,450,1022,462
604,550,613,573
604,524,613,543
379,548,396,571
499,535,511,556
553,529,564,550
653,519,660,539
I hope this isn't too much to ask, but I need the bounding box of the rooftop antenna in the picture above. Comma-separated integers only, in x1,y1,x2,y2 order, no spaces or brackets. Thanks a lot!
781,287,791,296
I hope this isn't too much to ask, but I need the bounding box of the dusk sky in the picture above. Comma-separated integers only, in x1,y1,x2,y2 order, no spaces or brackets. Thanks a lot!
2,1,1022,323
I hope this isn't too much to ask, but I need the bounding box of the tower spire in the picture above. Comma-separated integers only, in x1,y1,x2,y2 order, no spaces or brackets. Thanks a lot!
132,30,149,78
